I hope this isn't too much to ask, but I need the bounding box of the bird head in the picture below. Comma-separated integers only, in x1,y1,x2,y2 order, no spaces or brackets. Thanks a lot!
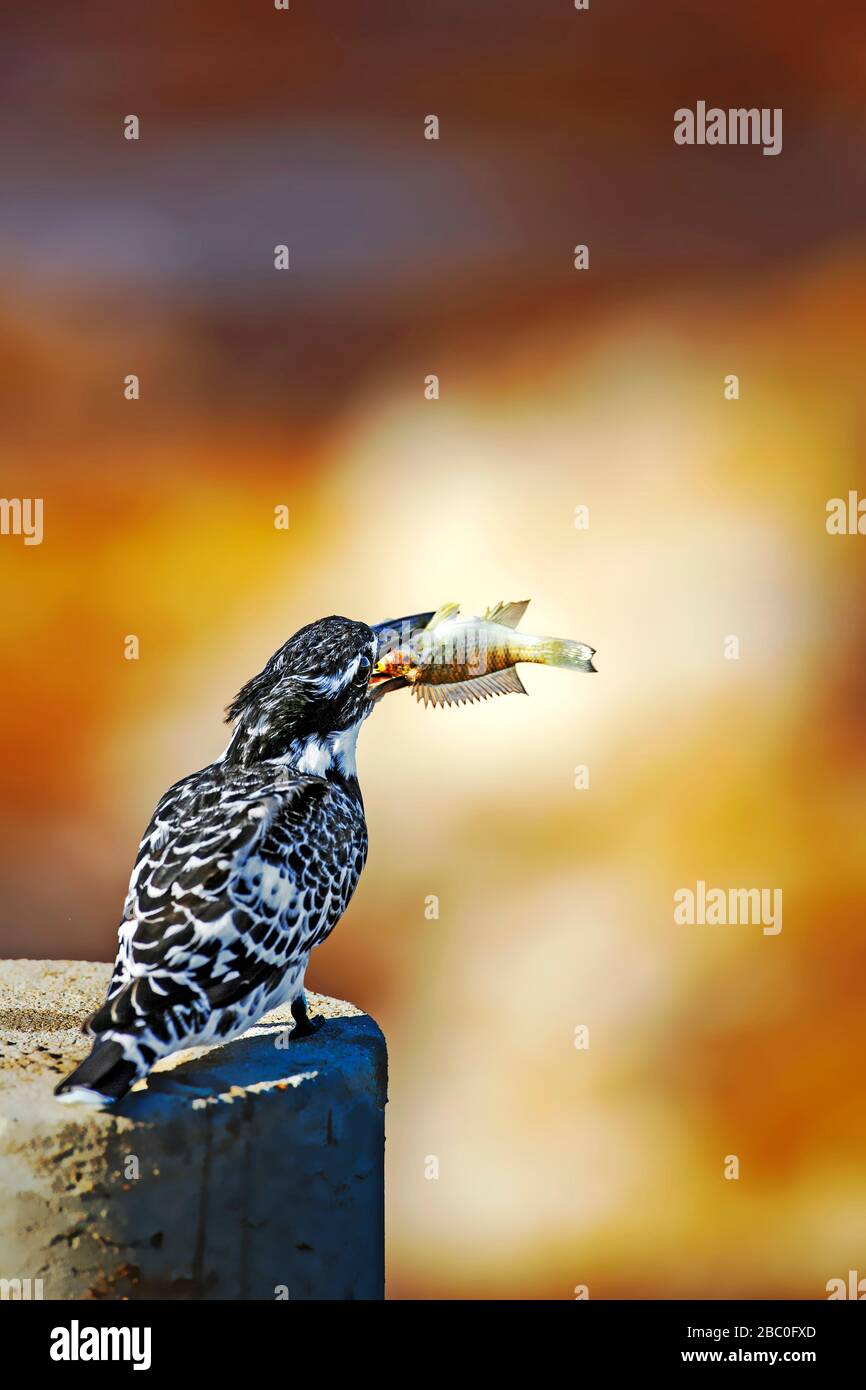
224,612,434,768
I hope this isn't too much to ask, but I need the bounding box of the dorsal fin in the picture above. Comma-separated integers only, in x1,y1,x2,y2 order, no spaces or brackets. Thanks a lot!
413,666,527,708
482,599,530,629
425,602,461,629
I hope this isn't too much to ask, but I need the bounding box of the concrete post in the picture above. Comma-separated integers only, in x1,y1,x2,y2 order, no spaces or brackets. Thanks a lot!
0,959,386,1300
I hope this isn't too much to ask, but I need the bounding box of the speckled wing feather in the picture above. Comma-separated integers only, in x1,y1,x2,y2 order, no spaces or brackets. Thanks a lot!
90,764,367,1050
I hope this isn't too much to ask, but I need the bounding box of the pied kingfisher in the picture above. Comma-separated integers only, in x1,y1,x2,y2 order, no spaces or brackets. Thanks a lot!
55,611,430,1106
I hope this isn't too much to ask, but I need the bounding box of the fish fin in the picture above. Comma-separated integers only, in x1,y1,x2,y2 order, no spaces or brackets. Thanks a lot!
490,666,528,696
482,600,530,629
540,638,597,672
414,667,527,708
425,602,461,629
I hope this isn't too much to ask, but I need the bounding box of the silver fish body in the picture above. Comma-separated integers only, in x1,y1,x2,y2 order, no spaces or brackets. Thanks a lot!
372,600,596,707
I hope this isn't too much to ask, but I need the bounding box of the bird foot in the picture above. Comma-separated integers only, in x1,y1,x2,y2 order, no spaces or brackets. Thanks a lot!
290,1016,322,1041
289,996,322,1040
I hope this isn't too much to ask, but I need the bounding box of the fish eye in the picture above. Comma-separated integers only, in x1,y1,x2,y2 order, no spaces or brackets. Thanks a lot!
354,654,372,687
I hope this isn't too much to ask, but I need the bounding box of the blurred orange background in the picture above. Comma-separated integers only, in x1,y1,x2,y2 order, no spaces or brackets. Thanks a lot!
2,1,865,1298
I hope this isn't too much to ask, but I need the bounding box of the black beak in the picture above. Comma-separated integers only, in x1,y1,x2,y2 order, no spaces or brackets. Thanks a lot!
367,611,435,702
370,611,435,661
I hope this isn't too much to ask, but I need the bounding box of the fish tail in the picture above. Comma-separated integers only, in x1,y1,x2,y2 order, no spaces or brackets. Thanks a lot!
536,637,597,673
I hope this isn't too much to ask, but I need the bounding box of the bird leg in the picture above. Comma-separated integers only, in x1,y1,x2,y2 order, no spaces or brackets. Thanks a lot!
290,993,321,1040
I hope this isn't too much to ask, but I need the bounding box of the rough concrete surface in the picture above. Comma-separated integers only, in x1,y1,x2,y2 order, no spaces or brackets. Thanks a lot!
0,960,386,1300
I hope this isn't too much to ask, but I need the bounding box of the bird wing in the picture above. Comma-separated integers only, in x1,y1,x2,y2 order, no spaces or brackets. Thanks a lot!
90,765,366,1039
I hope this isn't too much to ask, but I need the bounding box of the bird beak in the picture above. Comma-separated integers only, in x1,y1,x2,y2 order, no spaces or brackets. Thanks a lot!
367,611,435,702
370,611,435,661
367,672,406,702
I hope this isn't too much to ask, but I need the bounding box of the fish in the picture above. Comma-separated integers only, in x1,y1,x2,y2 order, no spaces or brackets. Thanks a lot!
370,600,596,707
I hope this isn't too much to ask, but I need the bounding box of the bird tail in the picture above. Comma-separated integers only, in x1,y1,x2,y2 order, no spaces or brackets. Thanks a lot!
54,1038,140,1108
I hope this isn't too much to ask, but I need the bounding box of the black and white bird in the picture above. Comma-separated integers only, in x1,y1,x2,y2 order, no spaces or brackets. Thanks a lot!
55,612,430,1106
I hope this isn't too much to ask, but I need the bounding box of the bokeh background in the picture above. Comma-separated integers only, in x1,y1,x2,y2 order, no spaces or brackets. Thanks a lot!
2,1,865,1298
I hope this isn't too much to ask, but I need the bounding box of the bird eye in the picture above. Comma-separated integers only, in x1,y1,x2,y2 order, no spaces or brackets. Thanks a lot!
354,654,372,687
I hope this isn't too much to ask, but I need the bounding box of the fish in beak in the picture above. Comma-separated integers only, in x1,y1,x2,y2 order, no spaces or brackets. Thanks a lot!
371,600,598,707
368,611,436,701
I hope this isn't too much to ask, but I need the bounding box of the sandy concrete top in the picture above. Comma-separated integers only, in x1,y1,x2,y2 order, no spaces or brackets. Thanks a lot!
0,959,381,1124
